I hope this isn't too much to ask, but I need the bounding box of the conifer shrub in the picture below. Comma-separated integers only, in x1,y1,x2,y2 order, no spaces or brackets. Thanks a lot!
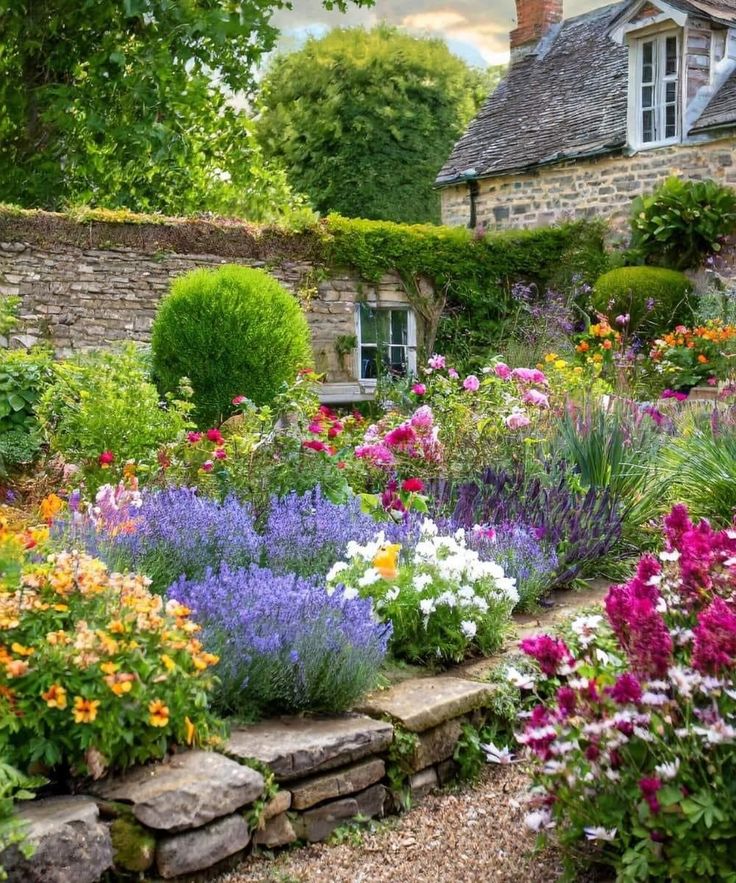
151,265,312,426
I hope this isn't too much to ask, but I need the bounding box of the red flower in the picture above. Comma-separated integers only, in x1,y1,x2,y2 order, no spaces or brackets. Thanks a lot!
187,432,203,444
232,395,247,406
98,450,115,467
206,429,224,444
213,448,227,460
302,439,330,454
401,478,424,493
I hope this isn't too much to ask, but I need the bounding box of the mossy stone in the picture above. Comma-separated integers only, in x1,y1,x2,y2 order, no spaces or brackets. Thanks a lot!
110,817,156,872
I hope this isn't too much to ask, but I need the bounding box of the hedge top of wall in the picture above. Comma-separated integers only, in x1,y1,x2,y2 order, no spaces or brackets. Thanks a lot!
0,205,325,263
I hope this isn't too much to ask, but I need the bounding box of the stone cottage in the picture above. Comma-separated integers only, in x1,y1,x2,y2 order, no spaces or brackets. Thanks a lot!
437,0,736,230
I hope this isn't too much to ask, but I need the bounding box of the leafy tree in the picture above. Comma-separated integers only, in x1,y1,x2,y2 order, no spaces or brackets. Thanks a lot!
256,26,495,224
0,0,371,219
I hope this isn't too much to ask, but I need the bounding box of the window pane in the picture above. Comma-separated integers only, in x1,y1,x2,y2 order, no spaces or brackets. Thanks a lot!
361,346,377,380
665,37,677,76
359,304,377,344
642,41,653,66
390,310,408,345
642,64,654,83
389,346,406,374
641,85,654,108
642,109,654,142
665,103,677,138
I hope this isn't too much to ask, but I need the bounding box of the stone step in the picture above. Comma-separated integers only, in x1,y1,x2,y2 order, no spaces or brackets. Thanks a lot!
290,757,386,811
355,676,493,733
226,714,394,782
91,750,264,832
291,783,388,843
155,813,250,879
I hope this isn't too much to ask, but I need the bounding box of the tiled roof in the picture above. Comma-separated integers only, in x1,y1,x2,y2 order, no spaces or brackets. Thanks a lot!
692,69,736,130
437,0,736,187
436,4,629,186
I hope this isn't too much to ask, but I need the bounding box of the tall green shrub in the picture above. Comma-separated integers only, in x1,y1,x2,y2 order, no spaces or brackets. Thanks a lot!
631,177,736,269
592,266,693,338
151,265,312,426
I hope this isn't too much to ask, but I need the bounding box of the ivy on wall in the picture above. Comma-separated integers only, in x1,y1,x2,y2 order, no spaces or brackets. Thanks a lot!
0,205,607,364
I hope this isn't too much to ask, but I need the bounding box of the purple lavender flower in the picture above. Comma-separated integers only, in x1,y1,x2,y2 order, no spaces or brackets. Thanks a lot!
170,564,390,715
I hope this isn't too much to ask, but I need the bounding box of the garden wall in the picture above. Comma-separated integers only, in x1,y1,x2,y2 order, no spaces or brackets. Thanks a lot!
440,137,736,232
0,211,413,403
1,676,493,881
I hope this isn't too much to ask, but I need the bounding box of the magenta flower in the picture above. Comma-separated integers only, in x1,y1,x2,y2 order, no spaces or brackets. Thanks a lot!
384,424,417,448
463,374,480,392
428,354,446,370
412,383,427,396
505,409,531,430
187,432,203,444
556,686,577,717
308,422,323,434
302,439,332,454
692,598,736,674
661,389,688,402
232,395,247,405
206,428,225,444
522,389,550,408
410,406,434,430
354,443,395,468
511,367,548,385
615,313,630,326
520,634,574,676
213,448,227,460
608,672,642,704
201,460,214,473
639,778,663,813
448,368,459,379
494,362,512,380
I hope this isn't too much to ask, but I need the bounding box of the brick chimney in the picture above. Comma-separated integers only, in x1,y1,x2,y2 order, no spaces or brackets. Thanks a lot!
510,0,563,61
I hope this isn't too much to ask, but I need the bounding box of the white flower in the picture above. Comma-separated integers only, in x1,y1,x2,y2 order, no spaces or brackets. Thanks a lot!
481,741,516,764
641,691,669,706
436,591,457,608
460,620,477,639
419,598,436,616
419,519,439,537
584,827,617,842
524,809,554,832
358,568,381,588
385,585,401,602
342,587,359,601
655,758,680,780
506,666,536,690
326,561,349,582
412,573,433,592
570,614,603,648
659,549,680,562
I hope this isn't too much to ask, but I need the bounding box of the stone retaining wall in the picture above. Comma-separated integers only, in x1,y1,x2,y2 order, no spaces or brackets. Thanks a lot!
1,676,493,881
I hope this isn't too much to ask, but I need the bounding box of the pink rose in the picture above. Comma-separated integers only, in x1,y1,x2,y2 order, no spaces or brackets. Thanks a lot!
412,383,427,396
505,409,531,430
428,354,446,370
522,388,549,408
463,374,480,392
494,362,512,380
448,368,459,379
201,460,214,472
232,395,247,405
511,367,548,386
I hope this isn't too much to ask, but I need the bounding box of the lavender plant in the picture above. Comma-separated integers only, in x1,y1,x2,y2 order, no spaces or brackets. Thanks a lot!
169,565,390,716
453,462,623,586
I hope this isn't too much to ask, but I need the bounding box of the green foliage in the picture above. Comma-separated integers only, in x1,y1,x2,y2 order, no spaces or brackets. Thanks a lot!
631,177,736,270
151,265,312,427
0,297,20,338
0,762,45,879
327,216,607,367
386,727,421,808
0,349,53,435
37,345,190,488
592,266,694,338
0,0,370,219
257,25,489,224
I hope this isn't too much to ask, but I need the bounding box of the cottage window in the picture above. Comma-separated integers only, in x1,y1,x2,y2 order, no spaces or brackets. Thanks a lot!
357,303,417,381
633,31,680,146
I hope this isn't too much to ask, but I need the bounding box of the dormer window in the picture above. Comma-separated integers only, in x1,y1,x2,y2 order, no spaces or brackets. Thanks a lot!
633,31,680,147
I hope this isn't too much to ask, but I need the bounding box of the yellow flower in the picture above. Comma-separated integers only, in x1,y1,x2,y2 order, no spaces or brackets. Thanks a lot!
373,544,401,580
11,642,34,657
554,359,568,370
160,654,176,672
104,673,135,696
184,716,196,746
41,683,67,709
148,699,170,728
100,661,119,675
544,353,558,363
39,494,64,523
72,696,100,724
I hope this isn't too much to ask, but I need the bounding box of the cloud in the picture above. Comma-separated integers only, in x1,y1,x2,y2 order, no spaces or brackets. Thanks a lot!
271,1,610,65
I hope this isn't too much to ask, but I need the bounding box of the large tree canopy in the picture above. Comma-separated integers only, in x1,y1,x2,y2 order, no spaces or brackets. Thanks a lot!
0,0,371,218
256,26,501,225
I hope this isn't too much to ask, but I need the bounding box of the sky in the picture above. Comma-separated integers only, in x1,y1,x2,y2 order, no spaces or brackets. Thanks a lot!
272,1,611,67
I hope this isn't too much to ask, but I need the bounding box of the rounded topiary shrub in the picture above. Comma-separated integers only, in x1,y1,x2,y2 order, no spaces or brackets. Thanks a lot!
151,265,312,426
591,266,694,338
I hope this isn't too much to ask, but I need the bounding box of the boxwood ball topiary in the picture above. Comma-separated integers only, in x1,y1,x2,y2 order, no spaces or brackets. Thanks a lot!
592,266,694,339
152,265,312,426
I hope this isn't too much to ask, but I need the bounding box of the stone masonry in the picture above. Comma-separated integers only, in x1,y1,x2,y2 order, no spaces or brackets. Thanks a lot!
440,138,736,233
0,233,413,399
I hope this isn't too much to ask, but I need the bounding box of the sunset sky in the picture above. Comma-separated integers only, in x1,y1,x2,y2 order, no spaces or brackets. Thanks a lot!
272,1,613,66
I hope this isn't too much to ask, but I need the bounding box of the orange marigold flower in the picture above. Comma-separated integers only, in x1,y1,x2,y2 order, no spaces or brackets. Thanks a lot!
104,673,135,696
698,354,709,363
373,544,401,580
6,659,29,678
148,699,170,727
108,620,126,634
72,696,100,724
41,683,68,709
576,341,590,353
39,494,64,524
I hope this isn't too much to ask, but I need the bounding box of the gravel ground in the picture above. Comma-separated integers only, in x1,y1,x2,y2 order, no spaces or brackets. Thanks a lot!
217,765,570,883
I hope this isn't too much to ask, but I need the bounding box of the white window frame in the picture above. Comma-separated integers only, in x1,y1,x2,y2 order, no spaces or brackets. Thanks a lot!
711,29,728,82
355,303,417,385
629,29,682,149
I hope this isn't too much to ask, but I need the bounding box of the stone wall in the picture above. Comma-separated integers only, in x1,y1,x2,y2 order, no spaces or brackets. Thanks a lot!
440,136,736,232
0,214,415,402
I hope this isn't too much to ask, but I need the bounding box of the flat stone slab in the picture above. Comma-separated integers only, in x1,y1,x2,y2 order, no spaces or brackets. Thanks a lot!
1,796,113,883
92,750,264,832
156,813,250,878
262,789,292,822
409,719,463,772
356,677,493,732
253,813,297,849
292,783,387,843
290,757,386,810
226,715,394,782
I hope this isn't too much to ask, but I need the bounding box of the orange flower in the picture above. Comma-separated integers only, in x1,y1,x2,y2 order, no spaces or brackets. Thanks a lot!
41,683,68,709
5,659,29,677
697,354,709,364
184,715,196,746
373,544,401,580
39,494,63,524
108,620,126,634
100,661,119,675
576,341,590,353
104,673,135,696
148,699,170,727
602,340,612,350
72,696,100,724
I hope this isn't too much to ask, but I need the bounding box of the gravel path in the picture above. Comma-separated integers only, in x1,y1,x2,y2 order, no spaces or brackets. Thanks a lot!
217,765,568,883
